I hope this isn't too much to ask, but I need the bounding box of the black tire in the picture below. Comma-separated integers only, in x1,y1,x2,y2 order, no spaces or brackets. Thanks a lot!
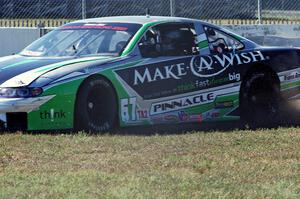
240,71,281,128
74,76,118,132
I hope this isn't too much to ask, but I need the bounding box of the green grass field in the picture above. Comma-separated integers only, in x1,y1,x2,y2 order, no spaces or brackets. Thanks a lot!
1,127,300,198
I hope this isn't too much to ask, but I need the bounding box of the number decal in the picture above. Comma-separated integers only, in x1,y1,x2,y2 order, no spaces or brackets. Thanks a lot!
121,98,137,122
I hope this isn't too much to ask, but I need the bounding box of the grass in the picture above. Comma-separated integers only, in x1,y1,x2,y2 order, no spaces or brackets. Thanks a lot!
1,127,300,198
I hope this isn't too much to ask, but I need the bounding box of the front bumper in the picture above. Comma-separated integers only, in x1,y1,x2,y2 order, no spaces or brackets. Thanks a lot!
0,95,54,130
0,95,54,113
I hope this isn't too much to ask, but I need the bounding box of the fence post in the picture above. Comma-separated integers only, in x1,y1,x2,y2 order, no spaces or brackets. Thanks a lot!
170,0,175,17
257,0,262,24
82,0,87,19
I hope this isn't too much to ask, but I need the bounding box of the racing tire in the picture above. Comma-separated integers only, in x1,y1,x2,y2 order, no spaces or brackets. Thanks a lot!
74,76,118,133
240,71,281,128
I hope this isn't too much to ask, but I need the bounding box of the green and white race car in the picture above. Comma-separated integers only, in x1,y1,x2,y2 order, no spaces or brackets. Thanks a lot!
0,16,299,131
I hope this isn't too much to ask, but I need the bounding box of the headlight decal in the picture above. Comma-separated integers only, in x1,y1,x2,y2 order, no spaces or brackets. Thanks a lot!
0,87,43,98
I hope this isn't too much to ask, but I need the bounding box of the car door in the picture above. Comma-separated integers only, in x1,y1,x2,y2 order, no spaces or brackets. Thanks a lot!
115,22,209,123
195,24,267,120
116,21,249,124
132,22,200,100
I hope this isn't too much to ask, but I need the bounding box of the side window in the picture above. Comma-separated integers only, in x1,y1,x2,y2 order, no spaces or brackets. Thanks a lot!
204,26,244,54
109,31,131,52
138,28,160,57
138,23,199,57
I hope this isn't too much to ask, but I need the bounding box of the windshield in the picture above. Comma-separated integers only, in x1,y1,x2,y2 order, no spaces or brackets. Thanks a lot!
20,22,141,57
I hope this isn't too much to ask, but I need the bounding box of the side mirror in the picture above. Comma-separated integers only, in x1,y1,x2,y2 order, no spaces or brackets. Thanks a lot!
139,42,160,58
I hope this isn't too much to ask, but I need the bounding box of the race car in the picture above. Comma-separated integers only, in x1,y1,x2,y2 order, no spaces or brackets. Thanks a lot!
0,16,299,131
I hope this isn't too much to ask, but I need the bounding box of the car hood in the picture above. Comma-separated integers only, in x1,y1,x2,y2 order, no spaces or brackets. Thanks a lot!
0,54,115,87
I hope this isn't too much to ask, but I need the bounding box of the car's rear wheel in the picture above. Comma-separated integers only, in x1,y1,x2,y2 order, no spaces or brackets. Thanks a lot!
240,71,280,128
74,76,118,132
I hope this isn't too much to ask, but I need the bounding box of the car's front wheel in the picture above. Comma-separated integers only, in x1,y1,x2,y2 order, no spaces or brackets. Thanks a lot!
240,71,281,128
74,76,118,132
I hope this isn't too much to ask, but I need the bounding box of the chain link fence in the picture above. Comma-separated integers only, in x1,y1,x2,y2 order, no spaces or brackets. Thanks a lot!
0,0,300,27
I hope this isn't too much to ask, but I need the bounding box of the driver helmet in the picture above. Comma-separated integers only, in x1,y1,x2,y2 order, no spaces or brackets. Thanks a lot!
161,30,182,54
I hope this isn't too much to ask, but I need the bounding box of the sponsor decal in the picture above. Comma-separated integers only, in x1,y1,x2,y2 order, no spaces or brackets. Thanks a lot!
151,116,164,123
178,111,190,122
190,114,203,123
62,25,128,31
282,71,300,81
133,63,186,85
204,109,221,119
137,109,148,119
210,77,228,85
210,112,220,118
164,115,179,122
228,72,241,82
134,51,265,85
15,80,26,86
151,112,203,124
150,86,240,115
194,73,240,91
150,92,215,115
116,51,266,99
177,82,197,92
215,101,234,109
152,112,203,123
190,51,266,78
40,109,66,121
195,79,210,88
